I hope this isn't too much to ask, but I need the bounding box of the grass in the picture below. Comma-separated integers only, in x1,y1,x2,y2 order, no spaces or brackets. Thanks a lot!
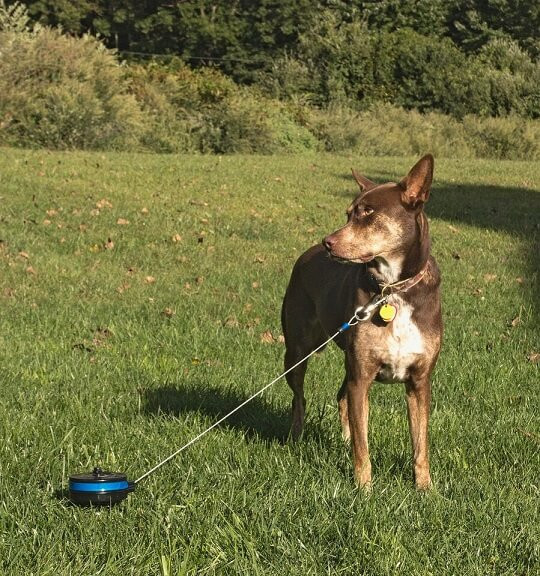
0,148,538,575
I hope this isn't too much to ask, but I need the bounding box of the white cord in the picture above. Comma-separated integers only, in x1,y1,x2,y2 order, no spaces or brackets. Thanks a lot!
133,297,391,485
134,324,350,485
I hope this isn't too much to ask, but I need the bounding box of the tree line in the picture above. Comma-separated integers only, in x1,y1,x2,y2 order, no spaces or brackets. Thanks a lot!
1,1,539,157
10,1,539,119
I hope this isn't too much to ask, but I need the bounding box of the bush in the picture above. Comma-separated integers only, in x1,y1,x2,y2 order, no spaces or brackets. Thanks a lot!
128,62,318,154
381,29,492,118
305,104,472,157
263,19,538,121
0,1,143,150
478,39,540,118
463,115,540,160
303,103,540,160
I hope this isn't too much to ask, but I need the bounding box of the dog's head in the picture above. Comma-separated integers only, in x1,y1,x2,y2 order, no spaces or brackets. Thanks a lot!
323,155,433,264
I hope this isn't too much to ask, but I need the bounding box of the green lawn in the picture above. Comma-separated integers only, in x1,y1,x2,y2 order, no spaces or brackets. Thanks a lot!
0,149,538,575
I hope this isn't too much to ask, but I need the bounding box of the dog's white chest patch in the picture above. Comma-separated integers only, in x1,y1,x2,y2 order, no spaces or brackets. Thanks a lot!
377,297,424,382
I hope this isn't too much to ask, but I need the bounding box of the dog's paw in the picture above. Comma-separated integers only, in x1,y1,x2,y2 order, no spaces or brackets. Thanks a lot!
414,475,432,491
354,462,372,490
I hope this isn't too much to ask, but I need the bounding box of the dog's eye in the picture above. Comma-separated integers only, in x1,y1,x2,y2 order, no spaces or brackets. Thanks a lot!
361,207,374,216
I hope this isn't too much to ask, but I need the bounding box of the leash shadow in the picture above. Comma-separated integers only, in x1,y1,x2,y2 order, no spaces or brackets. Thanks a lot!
142,383,290,444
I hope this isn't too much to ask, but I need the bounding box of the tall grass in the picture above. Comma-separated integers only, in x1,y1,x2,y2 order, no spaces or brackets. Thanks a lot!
306,103,540,160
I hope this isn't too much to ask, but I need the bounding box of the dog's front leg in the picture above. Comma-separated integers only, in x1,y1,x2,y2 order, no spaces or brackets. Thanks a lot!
405,373,432,490
346,356,377,489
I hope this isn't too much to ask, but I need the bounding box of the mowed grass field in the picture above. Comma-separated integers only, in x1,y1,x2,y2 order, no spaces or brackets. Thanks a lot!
0,148,539,575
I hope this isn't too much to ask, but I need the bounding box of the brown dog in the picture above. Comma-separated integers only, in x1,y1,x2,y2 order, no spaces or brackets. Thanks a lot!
281,155,442,489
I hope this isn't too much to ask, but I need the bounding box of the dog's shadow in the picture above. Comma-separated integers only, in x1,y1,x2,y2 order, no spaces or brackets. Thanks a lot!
142,382,291,444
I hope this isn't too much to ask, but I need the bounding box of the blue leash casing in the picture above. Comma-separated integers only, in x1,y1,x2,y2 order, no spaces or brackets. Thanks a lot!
69,468,135,506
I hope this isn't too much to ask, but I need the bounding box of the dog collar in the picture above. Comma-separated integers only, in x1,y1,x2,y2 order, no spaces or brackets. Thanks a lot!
366,263,429,296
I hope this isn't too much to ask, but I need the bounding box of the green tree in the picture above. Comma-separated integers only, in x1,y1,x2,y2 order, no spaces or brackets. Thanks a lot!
446,0,540,56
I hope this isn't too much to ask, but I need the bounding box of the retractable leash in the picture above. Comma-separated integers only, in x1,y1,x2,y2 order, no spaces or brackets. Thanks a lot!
68,295,388,506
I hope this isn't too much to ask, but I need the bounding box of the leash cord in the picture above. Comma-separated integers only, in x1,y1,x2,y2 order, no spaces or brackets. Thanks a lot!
134,314,363,485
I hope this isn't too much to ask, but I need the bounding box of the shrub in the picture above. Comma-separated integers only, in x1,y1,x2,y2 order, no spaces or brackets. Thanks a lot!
478,39,540,118
463,115,540,160
303,103,540,160
305,103,471,157
0,1,143,150
127,62,318,154
262,20,539,121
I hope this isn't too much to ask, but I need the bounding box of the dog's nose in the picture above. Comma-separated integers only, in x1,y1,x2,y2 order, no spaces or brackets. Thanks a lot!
323,236,334,251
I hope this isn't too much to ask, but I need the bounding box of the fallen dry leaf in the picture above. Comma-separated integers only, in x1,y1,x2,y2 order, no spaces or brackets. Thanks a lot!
163,307,175,318
26,266,36,275
516,277,524,284
223,316,239,328
145,276,156,284
43,219,51,226
18,251,29,260
46,209,58,217
116,282,130,294
252,281,260,289
510,316,521,328
246,317,261,328
141,207,149,214
92,327,113,347
527,352,539,364
448,224,459,233
117,218,130,226
483,274,497,282
90,209,100,217
104,238,114,250
260,330,275,344
96,199,112,209
172,234,182,243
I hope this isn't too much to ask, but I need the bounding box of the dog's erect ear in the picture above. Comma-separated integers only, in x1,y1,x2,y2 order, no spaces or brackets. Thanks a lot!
351,169,376,192
399,154,434,208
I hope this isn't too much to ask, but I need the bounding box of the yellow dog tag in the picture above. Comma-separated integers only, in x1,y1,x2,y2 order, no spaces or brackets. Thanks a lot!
379,303,397,323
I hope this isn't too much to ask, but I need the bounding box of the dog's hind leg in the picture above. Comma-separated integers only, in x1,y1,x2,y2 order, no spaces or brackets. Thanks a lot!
281,284,326,441
284,346,308,441
337,373,350,442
